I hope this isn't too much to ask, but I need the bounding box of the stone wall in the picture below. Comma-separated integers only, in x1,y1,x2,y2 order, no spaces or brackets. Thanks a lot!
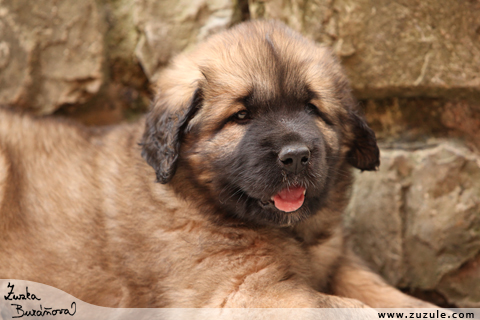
1,0,479,307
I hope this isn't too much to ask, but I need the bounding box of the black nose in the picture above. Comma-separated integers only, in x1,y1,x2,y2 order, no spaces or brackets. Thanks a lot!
278,144,310,174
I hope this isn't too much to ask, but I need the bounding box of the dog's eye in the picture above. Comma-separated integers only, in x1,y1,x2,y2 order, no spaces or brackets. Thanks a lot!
233,110,251,123
305,103,333,126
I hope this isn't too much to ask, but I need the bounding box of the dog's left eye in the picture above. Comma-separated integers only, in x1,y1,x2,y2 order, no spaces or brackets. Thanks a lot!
232,110,251,123
305,103,333,126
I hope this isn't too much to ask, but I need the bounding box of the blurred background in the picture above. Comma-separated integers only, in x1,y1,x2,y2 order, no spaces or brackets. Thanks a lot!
0,0,479,308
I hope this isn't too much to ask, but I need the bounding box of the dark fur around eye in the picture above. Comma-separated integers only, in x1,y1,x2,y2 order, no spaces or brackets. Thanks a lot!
305,103,334,126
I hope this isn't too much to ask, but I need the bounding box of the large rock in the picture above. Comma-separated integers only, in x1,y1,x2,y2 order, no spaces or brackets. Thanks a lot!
437,252,480,308
0,0,105,114
346,141,480,307
249,0,480,99
133,0,238,80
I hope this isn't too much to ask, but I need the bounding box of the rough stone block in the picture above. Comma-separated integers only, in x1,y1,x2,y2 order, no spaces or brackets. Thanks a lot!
249,0,480,99
346,142,480,307
0,0,105,114
133,0,237,80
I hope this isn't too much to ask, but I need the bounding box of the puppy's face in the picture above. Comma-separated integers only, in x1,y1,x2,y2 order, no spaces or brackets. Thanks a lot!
141,21,379,226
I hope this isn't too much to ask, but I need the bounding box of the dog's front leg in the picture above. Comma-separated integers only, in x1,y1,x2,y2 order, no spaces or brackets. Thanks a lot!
330,250,437,308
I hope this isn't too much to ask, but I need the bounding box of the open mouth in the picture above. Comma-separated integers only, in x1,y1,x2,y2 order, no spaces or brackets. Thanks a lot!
259,185,306,213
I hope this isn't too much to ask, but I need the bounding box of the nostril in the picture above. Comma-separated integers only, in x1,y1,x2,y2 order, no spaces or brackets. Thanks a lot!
282,158,293,166
301,156,309,165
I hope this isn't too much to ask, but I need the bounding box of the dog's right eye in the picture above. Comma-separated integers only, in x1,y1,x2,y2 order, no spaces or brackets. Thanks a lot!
232,110,251,124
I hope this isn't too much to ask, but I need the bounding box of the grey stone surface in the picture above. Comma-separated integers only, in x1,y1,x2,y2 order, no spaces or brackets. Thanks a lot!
437,253,480,308
133,0,237,80
346,141,480,307
249,0,480,99
0,0,105,114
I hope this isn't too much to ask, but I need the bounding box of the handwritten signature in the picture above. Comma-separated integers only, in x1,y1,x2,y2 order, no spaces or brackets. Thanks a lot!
4,282,76,318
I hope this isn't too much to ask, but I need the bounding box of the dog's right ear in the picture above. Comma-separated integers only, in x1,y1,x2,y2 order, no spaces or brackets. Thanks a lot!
141,89,202,184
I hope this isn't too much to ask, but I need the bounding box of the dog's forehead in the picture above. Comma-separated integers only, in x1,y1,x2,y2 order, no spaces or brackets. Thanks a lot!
200,37,309,98
195,23,346,116
155,21,351,128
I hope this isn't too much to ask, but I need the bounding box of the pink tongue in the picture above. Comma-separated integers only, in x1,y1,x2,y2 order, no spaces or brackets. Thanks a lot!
272,186,306,212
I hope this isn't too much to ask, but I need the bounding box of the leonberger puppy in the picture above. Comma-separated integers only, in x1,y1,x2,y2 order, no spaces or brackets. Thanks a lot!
0,20,434,308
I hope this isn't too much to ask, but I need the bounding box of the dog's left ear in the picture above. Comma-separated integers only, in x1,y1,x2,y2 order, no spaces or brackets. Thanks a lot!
325,47,380,171
346,110,380,171
141,89,202,183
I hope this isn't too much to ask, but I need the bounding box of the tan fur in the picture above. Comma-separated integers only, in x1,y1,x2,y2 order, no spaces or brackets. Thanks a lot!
0,21,433,308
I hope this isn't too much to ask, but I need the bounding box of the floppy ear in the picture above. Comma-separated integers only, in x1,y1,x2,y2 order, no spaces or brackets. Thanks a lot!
322,47,380,171
141,89,202,183
346,110,380,171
